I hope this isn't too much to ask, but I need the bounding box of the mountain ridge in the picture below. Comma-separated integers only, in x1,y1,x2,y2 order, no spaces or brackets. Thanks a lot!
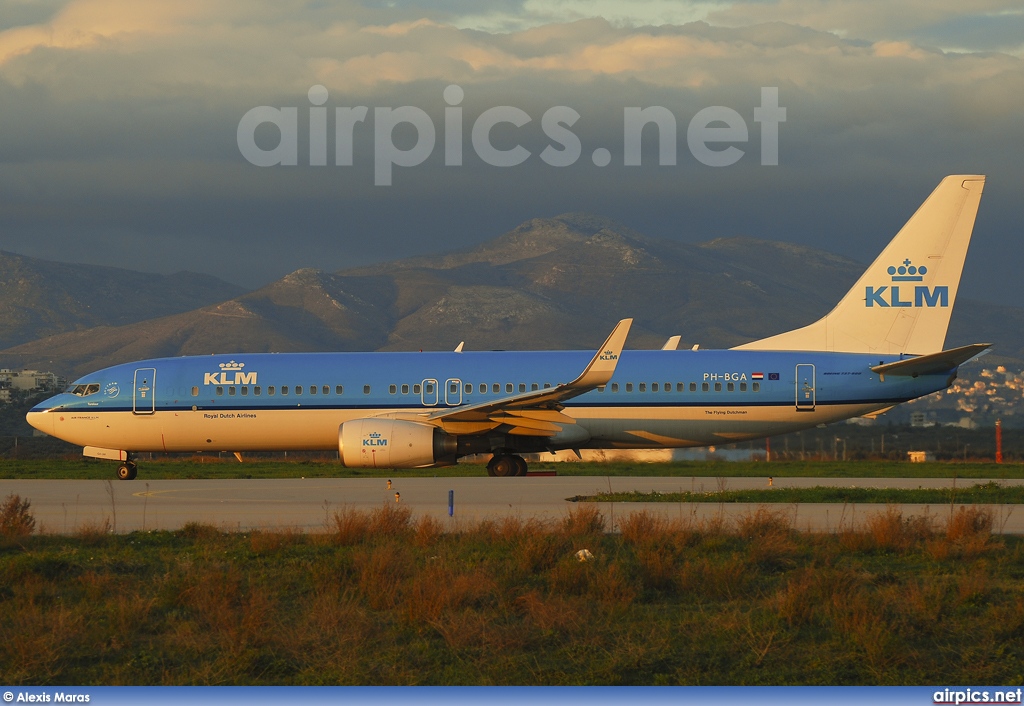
1,216,1021,378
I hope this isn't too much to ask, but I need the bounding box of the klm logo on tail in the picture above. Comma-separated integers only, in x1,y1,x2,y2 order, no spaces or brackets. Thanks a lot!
865,259,948,308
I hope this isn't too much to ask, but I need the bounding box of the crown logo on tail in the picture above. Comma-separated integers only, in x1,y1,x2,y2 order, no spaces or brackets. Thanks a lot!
888,259,926,282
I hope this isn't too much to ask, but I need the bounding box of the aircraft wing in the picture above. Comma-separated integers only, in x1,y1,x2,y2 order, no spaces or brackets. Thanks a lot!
870,343,991,378
424,318,632,436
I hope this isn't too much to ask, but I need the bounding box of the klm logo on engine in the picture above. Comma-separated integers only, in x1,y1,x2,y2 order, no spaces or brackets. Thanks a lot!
599,349,618,361
203,360,258,386
865,259,948,308
363,432,388,447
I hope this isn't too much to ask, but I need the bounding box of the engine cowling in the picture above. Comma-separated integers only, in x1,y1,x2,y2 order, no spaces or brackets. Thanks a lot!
339,418,456,468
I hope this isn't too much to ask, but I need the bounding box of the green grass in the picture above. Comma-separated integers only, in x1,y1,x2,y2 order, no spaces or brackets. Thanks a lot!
2,457,1024,480
2,503,1023,685
575,481,1024,505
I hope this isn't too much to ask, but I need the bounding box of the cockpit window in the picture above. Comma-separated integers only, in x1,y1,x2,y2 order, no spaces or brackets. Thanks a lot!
67,383,101,397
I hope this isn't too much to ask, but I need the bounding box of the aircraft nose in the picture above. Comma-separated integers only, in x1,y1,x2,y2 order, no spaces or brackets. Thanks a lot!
26,409,54,437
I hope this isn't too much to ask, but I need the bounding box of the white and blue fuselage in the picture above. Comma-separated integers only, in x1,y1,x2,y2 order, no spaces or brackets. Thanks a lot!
28,348,949,455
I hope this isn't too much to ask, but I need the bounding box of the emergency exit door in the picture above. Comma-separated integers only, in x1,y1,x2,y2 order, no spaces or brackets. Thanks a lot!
133,368,156,415
795,364,815,411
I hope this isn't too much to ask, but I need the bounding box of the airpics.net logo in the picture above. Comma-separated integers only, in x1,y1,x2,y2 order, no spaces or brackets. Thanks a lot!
237,85,786,186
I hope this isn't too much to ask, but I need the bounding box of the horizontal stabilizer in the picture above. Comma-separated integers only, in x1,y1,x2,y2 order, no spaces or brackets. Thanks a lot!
871,343,990,377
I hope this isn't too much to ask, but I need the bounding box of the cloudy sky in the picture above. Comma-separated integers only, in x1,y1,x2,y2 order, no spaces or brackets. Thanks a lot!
0,0,1021,304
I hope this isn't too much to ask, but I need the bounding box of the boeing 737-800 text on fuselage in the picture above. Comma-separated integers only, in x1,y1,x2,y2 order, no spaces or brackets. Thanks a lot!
28,175,989,478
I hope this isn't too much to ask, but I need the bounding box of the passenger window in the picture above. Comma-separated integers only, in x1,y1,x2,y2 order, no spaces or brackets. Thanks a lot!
597,385,605,392
364,385,371,394
626,383,633,392
216,386,223,396
639,383,646,392
702,383,709,392
335,385,343,395
402,384,410,394
465,383,472,394
677,383,684,392
665,382,671,393
309,385,317,395
727,382,734,392
493,383,499,393
414,384,421,394
740,382,747,392
425,383,433,394
480,383,487,394
323,385,329,395
268,386,276,395
254,386,261,395
295,386,303,395
505,383,513,393
714,382,722,392
652,383,658,392
450,382,458,394
282,386,289,395
753,382,760,392
611,383,619,392
390,385,397,394
241,386,248,396
518,383,526,393
191,386,199,396
543,383,551,388
691,383,698,392
229,386,236,396
531,383,538,391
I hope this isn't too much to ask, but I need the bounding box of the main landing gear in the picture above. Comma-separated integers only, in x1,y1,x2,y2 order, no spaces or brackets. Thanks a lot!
116,460,138,481
486,453,528,477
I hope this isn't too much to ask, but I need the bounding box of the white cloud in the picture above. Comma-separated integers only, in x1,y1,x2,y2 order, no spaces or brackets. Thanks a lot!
0,0,1021,299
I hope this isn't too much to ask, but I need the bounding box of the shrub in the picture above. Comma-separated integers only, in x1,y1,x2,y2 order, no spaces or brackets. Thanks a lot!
0,493,35,537
561,504,605,536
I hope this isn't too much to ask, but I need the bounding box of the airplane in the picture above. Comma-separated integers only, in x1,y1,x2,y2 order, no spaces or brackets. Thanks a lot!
27,175,988,479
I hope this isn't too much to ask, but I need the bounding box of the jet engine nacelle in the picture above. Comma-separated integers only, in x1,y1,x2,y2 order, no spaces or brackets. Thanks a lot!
339,418,456,468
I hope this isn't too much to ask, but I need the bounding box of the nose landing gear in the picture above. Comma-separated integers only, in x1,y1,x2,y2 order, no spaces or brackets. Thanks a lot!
116,461,138,481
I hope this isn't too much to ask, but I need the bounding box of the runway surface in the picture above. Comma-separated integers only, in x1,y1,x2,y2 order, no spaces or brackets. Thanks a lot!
4,476,1023,534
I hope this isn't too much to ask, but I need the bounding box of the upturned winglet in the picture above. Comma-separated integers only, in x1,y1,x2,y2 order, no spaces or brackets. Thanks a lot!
564,318,632,390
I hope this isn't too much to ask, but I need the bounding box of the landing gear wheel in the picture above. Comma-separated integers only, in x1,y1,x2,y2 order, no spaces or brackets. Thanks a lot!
117,462,138,481
512,455,528,476
487,454,519,477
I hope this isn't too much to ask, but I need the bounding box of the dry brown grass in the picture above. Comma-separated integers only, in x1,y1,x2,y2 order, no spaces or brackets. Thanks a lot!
74,517,112,544
353,542,413,610
860,506,934,552
249,527,304,553
405,560,498,622
2,502,1023,685
331,504,412,546
561,504,605,537
619,510,669,544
